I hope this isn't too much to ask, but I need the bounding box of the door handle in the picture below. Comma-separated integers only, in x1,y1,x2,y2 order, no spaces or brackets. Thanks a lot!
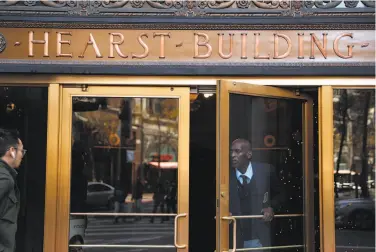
222,216,237,252
174,213,187,249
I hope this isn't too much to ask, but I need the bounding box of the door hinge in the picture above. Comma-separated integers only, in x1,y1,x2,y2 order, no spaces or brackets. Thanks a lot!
295,88,300,96
81,84,88,92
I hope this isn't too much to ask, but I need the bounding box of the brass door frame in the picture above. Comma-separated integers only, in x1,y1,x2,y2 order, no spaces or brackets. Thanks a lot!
318,86,335,252
0,77,373,252
0,83,59,252
216,80,314,252
44,83,62,252
0,75,375,86
55,85,190,252
319,86,376,252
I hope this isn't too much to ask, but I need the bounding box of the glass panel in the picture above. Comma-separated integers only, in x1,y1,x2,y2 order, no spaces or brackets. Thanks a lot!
333,89,375,252
0,87,48,252
228,94,304,250
69,97,179,252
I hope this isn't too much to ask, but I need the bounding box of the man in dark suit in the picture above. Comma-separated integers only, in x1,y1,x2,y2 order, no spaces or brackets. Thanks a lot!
229,138,285,250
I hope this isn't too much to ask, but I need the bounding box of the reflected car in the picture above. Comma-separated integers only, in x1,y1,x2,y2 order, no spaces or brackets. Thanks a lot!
368,180,375,189
86,182,115,210
335,198,375,230
336,182,354,191
69,215,87,252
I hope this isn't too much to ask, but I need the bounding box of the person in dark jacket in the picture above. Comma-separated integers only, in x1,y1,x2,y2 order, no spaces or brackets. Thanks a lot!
132,176,144,221
150,177,166,223
0,129,25,252
165,180,177,221
229,138,285,250
113,178,127,224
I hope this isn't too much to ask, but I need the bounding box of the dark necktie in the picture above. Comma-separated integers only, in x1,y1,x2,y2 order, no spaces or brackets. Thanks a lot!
240,175,248,185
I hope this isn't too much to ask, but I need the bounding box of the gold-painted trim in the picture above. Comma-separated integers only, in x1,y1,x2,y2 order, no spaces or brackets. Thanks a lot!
332,85,376,89
0,22,374,30
217,80,230,252
43,83,61,252
56,86,190,252
177,86,190,252
216,81,220,251
0,75,375,86
318,86,335,252
217,81,314,252
0,75,217,85
303,98,314,252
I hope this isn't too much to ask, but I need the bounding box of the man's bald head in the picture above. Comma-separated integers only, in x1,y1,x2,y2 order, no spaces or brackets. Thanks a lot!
231,138,252,172
232,138,252,152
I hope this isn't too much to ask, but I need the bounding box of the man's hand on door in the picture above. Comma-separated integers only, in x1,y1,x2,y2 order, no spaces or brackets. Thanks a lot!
261,207,274,222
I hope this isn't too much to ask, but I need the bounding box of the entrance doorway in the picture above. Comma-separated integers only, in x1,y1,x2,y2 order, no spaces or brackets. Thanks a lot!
216,81,314,252
56,86,190,252
51,82,314,252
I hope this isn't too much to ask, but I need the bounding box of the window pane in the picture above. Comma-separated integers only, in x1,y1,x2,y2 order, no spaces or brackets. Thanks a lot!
229,94,304,249
0,87,48,252
334,89,375,252
69,97,178,252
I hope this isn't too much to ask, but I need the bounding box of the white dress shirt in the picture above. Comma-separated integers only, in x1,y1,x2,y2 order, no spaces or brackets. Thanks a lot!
236,162,253,184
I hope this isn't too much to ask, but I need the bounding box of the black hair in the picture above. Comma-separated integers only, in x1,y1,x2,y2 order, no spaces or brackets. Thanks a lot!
0,128,20,157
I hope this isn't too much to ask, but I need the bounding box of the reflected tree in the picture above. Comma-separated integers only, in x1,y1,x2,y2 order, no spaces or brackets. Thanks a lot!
334,89,375,199
359,91,372,198
334,90,349,199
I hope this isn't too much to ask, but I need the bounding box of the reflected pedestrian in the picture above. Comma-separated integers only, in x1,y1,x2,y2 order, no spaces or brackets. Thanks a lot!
150,177,166,223
132,176,144,222
113,178,127,224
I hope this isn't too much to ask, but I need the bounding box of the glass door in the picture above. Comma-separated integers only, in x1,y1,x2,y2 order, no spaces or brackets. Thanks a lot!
55,86,190,252
216,81,314,252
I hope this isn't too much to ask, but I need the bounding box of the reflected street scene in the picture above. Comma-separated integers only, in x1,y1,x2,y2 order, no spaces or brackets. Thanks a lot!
333,89,375,252
68,97,179,252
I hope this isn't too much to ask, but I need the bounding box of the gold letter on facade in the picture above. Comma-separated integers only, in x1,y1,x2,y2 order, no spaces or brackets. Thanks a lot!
334,33,354,59
57,32,72,57
254,33,270,59
109,33,127,58
310,33,328,59
29,31,49,57
153,32,170,59
273,33,292,59
194,33,212,59
241,33,248,59
297,33,304,59
132,33,149,59
79,33,103,58
218,33,234,59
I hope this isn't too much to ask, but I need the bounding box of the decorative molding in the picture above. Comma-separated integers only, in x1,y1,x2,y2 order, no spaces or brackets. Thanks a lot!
0,0,373,18
0,33,6,53
0,59,374,68
304,0,375,9
0,21,374,30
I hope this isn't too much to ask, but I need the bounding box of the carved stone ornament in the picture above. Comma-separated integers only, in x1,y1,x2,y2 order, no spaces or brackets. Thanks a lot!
0,33,6,53
304,0,374,8
0,0,373,17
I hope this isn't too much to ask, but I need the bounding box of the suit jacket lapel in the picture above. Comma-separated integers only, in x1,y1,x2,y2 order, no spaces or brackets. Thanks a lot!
229,169,240,215
252,162,269,206
251,162,260,194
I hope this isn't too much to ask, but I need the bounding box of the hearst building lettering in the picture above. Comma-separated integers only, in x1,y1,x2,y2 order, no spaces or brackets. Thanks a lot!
28,31,363,59
0,28,374,63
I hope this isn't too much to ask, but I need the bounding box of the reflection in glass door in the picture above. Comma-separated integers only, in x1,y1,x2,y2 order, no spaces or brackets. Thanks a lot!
217,82,314,252
56,87,189,252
